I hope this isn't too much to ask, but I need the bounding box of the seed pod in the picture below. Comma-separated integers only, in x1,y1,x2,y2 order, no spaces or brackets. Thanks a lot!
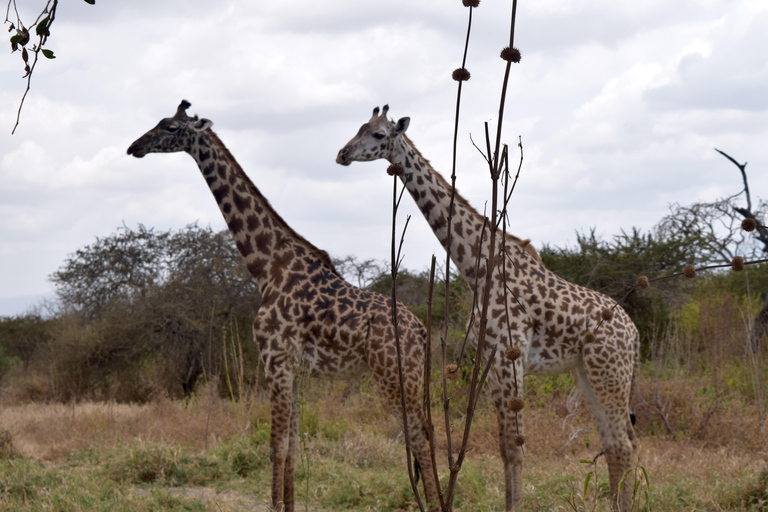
742,218,757,232
444,364,459,381
505,346,521,361
683,265,696,279
636,276,650,290
731,256,745,272
500,46,522,63
601,308,614,322
387,163,404,176
585,332,596,344
452,68,471,82
507,397,525,412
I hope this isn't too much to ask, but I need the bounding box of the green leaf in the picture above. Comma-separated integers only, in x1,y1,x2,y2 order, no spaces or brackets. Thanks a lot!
84,0,95,4
36,17,50,37
41,48,55,59
10,34,22,45
583,471,593,498
641,465,650,488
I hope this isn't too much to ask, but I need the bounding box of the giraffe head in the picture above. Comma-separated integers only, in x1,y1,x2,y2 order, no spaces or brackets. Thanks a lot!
127,100,213,158
336,105,410,166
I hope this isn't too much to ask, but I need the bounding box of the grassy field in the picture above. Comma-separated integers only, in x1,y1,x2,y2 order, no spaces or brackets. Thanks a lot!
1,364,767,512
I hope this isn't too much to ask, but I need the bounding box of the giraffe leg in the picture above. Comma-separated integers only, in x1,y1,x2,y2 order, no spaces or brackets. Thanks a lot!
408,406,441,511
282,380,300,512
573,357,638,512
267,370,295,512
373,376,441,511
486,366,525,511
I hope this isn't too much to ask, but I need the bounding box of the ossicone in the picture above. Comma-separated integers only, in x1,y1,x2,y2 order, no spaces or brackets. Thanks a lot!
175,100,192,119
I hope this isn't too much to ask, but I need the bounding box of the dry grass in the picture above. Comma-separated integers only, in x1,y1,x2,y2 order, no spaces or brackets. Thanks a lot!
0,371,766,510
0,366,767,511
0,384,250,461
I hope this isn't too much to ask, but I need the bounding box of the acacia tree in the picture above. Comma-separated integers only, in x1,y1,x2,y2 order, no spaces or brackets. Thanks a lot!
48,224,262,399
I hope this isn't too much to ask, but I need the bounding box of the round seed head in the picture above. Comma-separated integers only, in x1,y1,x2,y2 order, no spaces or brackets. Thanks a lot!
387,163,405,177
742,218,757,232
505,346,521,361
500,46,522,63
731,256,745,272
514,434,526,447
507,397,525,412
600,308,614,322
462,0,480,7
585,332,596,344
636,276,650,290
452,68,471,82
444,364,459,381
683,264,696,279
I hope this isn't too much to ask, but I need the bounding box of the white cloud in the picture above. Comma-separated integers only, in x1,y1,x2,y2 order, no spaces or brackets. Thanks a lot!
1,0,767,312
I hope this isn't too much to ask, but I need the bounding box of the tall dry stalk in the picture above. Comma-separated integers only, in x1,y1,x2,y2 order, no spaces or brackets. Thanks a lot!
387,171,424,510
386,1,523,510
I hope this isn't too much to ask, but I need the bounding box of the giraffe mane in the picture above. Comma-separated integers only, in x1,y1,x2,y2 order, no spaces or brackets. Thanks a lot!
206,130,341,277
402,133,538,258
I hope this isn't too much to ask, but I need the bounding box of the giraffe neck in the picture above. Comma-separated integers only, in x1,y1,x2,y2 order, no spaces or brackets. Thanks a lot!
390,134,525,281
187,130,338,292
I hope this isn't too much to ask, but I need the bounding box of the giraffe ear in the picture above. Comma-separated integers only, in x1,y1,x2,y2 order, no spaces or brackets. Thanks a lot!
395,117,410,134
192,118,213,132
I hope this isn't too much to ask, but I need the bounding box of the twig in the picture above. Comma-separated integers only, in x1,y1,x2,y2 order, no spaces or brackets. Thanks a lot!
555,428,591,456
6,0,60,134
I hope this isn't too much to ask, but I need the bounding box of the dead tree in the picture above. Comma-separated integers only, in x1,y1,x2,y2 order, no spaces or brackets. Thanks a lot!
714,149,768,349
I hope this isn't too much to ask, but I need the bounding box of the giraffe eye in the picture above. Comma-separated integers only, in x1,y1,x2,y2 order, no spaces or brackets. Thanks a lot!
166,124,179,133
372,133,385,140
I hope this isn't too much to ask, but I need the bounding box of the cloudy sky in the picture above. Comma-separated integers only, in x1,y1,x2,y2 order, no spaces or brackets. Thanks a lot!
1,0,766,316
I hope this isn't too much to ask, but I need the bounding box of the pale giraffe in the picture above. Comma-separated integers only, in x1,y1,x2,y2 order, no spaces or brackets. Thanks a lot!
127,101,440,512
337,106,639,511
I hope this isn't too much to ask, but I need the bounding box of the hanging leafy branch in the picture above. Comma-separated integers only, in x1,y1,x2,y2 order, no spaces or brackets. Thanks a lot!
5,0,95,134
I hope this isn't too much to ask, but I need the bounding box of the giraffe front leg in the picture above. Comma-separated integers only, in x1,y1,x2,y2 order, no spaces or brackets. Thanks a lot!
486,360,525,511
497,403,525,510
267,369,296,512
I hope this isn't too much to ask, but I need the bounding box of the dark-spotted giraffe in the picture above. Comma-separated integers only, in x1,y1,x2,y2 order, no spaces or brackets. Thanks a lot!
337,106,639,511
128,101,440,512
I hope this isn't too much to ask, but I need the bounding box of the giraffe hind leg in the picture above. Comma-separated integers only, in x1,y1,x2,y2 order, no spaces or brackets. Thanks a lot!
573,360,638,512
282,380,300,512
373,377,441,511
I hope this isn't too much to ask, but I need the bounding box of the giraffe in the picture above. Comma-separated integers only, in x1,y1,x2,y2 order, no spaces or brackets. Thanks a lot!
337,106,639,511
127,101,441,512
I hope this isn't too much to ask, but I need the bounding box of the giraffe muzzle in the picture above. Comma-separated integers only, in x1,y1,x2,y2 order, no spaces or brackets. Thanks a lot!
126,142,148,158
336,148,351,166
